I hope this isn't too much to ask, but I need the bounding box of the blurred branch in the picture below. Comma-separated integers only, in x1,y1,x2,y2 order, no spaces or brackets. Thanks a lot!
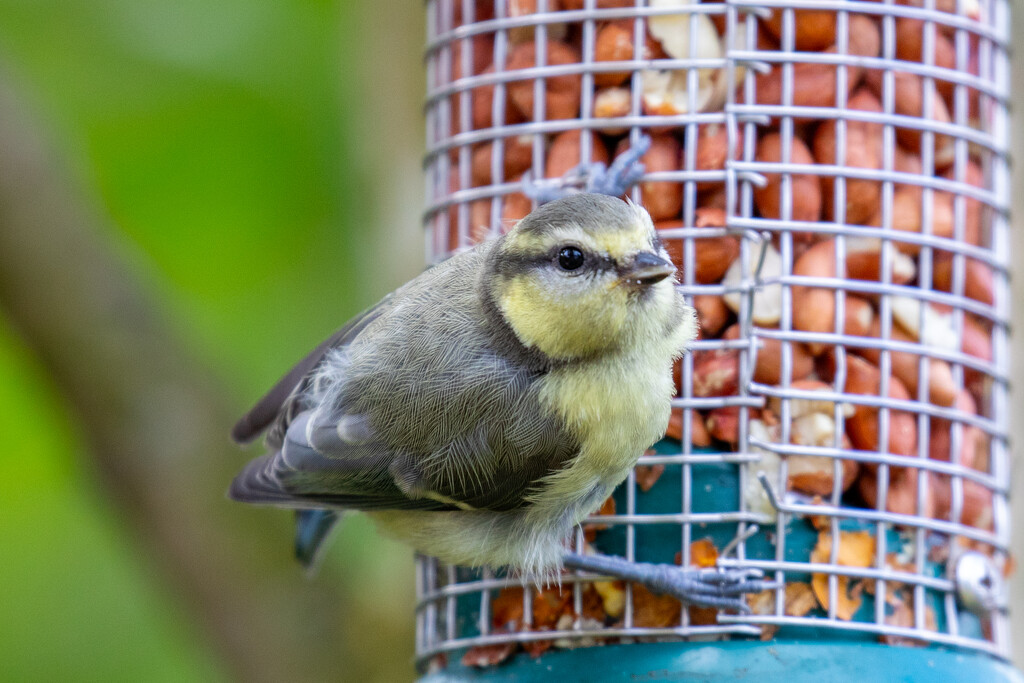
0,68,358,681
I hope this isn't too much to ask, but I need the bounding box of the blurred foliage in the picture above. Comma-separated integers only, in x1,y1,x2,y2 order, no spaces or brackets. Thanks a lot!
0,0,367,396
0,320,226,680
0,0,421,680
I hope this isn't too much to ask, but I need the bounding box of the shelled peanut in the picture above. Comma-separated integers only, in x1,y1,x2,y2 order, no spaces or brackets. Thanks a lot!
439,3,997,532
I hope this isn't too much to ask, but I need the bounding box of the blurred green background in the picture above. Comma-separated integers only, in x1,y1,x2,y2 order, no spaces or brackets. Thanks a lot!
0,0,425,681
3,2,1024,681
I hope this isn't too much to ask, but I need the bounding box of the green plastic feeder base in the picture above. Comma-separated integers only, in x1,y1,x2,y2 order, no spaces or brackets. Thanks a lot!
419,641,1024,682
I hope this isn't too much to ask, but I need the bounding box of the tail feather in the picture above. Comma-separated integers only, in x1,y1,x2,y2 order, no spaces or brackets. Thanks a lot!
295,509,342,572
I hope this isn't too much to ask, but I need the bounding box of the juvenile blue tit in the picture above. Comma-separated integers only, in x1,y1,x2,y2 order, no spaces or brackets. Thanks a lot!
230,193,696,578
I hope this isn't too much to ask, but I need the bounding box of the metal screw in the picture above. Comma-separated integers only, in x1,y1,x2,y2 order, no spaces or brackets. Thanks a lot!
953,551,1003,615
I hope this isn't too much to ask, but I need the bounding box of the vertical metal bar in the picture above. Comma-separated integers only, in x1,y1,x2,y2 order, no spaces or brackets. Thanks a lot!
988,0,1013,659
873,0,895,631
529,2,549,195
456,0,474,248
424,557,438,657
489,0,511,235
438,0,454,254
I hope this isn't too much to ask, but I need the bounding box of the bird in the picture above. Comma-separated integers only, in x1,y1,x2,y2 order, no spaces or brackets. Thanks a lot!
230,192,769,608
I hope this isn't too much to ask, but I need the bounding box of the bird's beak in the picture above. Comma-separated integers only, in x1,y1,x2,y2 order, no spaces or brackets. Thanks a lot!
619,251,676,286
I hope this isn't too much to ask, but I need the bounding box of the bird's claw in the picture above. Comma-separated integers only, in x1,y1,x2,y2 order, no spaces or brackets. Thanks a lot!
561,551,779,614
687,567,771,585
645,566,781,613
521,135,651,204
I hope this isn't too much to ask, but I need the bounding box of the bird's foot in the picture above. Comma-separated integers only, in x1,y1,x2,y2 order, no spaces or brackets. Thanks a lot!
562,551,778,612
522,135,651,204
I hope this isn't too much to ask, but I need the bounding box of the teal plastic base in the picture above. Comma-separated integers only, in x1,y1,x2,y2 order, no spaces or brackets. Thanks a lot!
420,641,1024,682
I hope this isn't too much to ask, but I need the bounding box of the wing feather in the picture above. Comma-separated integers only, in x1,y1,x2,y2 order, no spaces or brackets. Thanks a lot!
230,247,579,514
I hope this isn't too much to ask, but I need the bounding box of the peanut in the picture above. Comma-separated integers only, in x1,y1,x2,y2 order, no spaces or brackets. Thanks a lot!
722,241,784,326
863,69,954,170
845,237,917,284
692,294,731,338
471,135,534,186
791,239,839,354
752,15,879,117
506,40,582,120
723,323,814,386
666,409,712,447
661,229,741,285
593,86,632,135
593,20,661,87
894,17,957,104
961,315,993,402
693,122,740,192
932,252,995,307
754,133,822,224
706,405,740,445
766,378,854,421
620,134,682,220
858,316,957,408
762,8,837,52
929,390,984,470
693,349,740,398
879,187,966,255
658,208,740,284
465,65,527,132
813,88,883,225
507,0,567,44
789,442,859,499
843,296,875,339
931,474,994,530
843,355,918,459
940,160,985,247
544,130,609,180
859,468,936,518
789,451,859,497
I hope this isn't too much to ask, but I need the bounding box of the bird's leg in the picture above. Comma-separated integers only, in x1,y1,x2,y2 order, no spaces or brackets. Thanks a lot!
522,135,652,204
561,551,778,612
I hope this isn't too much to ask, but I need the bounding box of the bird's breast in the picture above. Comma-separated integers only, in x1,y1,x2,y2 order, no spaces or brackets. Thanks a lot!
538,346,675,486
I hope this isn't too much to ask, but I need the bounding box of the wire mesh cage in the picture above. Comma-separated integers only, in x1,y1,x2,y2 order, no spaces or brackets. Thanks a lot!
419,0,1012,675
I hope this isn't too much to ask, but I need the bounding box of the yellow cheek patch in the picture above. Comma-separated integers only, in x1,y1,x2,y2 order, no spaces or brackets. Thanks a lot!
497,275,629,360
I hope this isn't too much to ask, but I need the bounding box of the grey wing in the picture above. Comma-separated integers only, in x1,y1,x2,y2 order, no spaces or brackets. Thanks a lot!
228,350,578,513
230,251,579,513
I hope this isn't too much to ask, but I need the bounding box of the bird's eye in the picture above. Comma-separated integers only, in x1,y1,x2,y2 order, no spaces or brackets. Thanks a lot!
557,246,585,271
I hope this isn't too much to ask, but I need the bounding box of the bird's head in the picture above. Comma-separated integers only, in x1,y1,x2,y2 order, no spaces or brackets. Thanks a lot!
488,193,693,361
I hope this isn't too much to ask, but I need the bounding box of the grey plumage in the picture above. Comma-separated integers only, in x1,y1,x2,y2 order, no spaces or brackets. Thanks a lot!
230,193,697,576
230,240,578,515
514,192,646,239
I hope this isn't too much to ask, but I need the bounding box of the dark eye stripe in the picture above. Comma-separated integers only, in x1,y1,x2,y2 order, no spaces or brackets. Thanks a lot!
492,251,552,277
493,246,616,277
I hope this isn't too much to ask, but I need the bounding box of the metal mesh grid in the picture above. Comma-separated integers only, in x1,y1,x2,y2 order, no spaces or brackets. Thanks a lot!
419,0,1012,670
